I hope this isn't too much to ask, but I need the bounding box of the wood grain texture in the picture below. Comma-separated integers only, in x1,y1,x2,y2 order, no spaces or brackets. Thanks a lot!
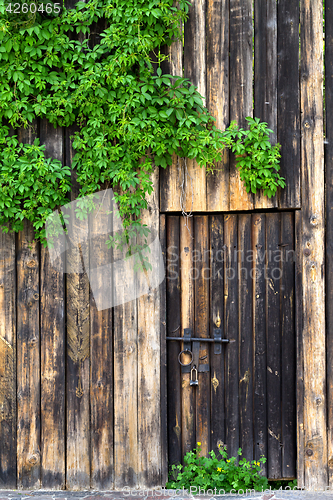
254,0,277,208
166,217,182,466
224,214,239,457
266,213,282,479
183,0,207,212
206,0,230,211
277,0,301,208
65,127,91,491
252,214,267,477
300,0,327,489
209,215,225,455
229,0,253,210
39,120,65,489
0,228,16,488
89,198,113,490
16,126,41,490
180,216,196,455
194,216,210,456
137,166,162,487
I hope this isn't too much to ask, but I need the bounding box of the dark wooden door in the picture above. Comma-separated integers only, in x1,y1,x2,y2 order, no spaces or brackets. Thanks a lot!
165,213,296,480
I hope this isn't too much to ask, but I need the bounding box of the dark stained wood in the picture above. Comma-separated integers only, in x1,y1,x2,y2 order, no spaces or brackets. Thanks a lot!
277,0,300,208
280,212,296,478
229,0,253,210
224,214,239,457
39,120,65,489
300,0,327,489
0,228,16,488
16,126,41,490
65,127,91,490
266,213,281,479
206,0,229,211
254,0,277,208
252,213,267,476
89,196,113,490
194,216,210,456
159,214,168,483
238,214,253,460
166,217,182,466
209,215,225,455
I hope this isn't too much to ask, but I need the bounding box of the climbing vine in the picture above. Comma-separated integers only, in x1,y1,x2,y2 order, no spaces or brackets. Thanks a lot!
0,0,285,246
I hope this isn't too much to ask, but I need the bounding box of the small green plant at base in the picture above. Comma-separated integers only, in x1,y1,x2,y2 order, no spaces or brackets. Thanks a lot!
166,443,268,493
269,478,297,490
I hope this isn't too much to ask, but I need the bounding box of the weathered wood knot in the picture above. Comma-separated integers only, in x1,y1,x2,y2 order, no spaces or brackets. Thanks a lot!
306,448,313,457
310,214,318,226
33,293,39,301
27,454,39,465
304,121,310,128
315,396,322,406
28,337,38,346
27,260,37,268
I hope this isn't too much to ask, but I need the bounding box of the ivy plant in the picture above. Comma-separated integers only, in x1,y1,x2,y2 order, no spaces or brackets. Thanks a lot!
0,0,285,247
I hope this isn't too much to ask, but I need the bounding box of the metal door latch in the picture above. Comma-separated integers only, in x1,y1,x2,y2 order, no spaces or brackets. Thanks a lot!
190,366,198,387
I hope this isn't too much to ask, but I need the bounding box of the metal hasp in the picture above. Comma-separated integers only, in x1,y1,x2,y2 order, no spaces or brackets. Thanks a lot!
214,328,222,354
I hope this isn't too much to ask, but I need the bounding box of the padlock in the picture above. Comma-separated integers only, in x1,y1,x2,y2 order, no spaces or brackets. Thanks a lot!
190,366,198,387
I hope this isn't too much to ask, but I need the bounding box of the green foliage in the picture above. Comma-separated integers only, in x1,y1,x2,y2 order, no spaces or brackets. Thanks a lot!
269,478,298,490
166,444,269,493
0,0,285,245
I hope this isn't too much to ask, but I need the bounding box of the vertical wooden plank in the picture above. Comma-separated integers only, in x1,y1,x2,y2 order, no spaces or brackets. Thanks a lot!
280,212,296,478
137,166,162,487
277,0,301,208
160,14,183,213
113,220,138,488
229,0,254,210
265,213,281,479
183,0,207,212
252,213,267,477
326,0,333,487
224,214,239,457
206,0,230,211
295,210,304,488
89,198,113,490
159,214,168,483
238,214,253,460
166,217,182,466
209,215,225,455
300,0,327,488
254,0,277,209
194,217,210,456
16,126,41,490
0,229,16,488
180,216,196,455
39,121,65,489
65,127,91,490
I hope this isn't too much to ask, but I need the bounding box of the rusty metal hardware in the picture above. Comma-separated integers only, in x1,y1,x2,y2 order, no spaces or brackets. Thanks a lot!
190,366,199,387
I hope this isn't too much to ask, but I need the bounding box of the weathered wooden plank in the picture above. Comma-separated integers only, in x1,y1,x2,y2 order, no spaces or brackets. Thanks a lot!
209,215,225,455
229,0,253,210
65,127,91,490
113,216,138,488
89,196,113,490
137,166,161,487
295,210,304,488
238,214,253,460
266,213,281,479
280,212,296,478
252,213,267,477
194,216,210,456
159,214,168,484
183,0,207,212
326,0,333,487
277,0,301,208
180,216,196,455
39,120,65,489
206,0,229,211
224,214,239,457
254,0,277,208
0,228,16,488
300,0,327,488
16,126,40,490
166,216,182,466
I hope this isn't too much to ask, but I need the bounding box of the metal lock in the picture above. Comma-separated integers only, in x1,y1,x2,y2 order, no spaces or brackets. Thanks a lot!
190,366,199,387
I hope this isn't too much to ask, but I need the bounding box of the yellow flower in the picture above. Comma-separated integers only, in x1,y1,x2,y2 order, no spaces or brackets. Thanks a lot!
217,467,222,472
227,459,230,463
257,461,260,466
197,442,201,446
